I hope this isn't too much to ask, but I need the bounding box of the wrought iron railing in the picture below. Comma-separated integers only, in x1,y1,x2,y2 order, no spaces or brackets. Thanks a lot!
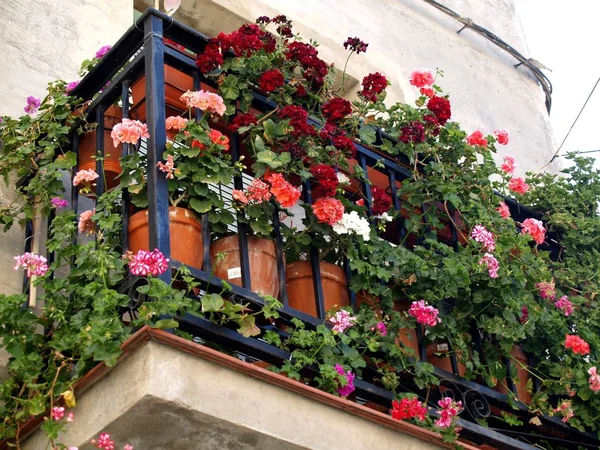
21,8,598,450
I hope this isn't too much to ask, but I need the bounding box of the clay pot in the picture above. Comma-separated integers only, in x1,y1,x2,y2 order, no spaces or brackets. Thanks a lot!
128,207,203,270
286,261,349,317
78,105,123,192
210,235,279,298
426,342,466,376
130,65,193,122
494,345,532,404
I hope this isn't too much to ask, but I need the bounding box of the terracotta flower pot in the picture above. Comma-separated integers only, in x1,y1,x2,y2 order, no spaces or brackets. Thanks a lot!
128,207,203,270
78,105,123,192
210,235,279,298
394,299,420,356
493,345,532,404
426,342,466,377
130,65,193,122
286,261,349,317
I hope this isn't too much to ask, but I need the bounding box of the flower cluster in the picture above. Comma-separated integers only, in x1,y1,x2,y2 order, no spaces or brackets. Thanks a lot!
125,249,169,277
334,364,356,397
111,118,150,147
245,178,272,203
285,41,329,86
312,197,345,225
521,218,546,245
95,45,112,59
501,156,516,174
157,155,176,179
24,96,41,115
391,397,428,421
258,69,284,93
399,121,426,144
322,97,352,123
554,295,574,316
78,209,95,235
376,321,387,336
536,280,556,300
73,169,99,188
409,69,434,88
180,90,226,116
466,130,488,147
360,72,388,102
435,397,462,429
217,23,275,57
320,124,356,157
266,173,301,208
565,334,590,355
589,367,600,393
494,129,509,145
65,80,80,94
426,96,451,125
278,105,316,137
195,40,224,73
343,37,368,54
409,300,441,327
329,309,357,333
310,164,339,197
508,177,529,195
51,197,69,209
497,201,510,219
230,113,258,132
371,186,392,216
554,401,574,423
470,225,496,251
478,253,499,278
332,211,371,241
51,406,65,421
192,129,230,152
166,115,187,133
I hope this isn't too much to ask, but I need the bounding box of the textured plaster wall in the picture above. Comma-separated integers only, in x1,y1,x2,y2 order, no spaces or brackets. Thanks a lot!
136,0,558,176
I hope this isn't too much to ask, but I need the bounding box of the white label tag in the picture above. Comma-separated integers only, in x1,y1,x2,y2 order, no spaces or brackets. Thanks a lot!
227,267,242,279
436,343,449,352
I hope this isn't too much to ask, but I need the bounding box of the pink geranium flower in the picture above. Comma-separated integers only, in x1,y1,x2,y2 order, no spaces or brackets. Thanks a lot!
24,96,41,115
180,90,226,116
435,397,462,428
494,129,509,145
497,201,510,219
78,209,96,235
376,321,387,336
111,118,149,147
14,252,49,277
554,295,573,316
73,169,99,187
409,69,434,88
479,253,499,278
508,177,529,195
334,364,355,397
588,367,600,392
501,156,516,174
165,115,187,131
51,406,65,421
470,225,496,251
125,249,169,277
466,130,488,147
409,300,441,327
329,310,357,333
157,155,175,179
536,280,556,300
521,218,545,244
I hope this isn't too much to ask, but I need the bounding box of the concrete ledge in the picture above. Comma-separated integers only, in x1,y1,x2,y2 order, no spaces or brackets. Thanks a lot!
19,327,477,450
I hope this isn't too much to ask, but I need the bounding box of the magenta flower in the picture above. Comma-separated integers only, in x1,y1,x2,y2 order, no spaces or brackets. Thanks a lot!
588,367,600,393
125,249,169,277
334,364,355,397
24,96,41,115
329,310,357,333
470,225,496,251
51,406,65,421
51,197,69,209
478,253,499,278
554,295,574,316
376,321,387,336
65,80,80,94
435,397,462,428
409,300,441,327
14,252,49,277
519,305,529,324
536,280,556,300
343,37,368,54
124,445,134,450
95,45,112,59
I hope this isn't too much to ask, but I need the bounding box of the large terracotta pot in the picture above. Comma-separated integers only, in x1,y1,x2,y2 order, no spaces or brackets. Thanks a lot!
286,261,349,317
78,105,122,192
426,342,466,377
494,345,532,404
394,299,421,357
128,207,203,270
210,235,279,298
130,65,193,122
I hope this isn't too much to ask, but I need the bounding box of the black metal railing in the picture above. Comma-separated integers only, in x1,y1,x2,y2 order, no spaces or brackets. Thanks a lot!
21,8,596,450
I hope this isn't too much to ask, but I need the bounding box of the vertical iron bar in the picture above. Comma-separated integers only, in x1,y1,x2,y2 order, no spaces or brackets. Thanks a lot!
304,182,326,319
503,355,517,394
389,171,407,243
95,106,106,197
528,352,540,393
143,14,171,283
359,154,373,217
121,81,131,252
448,206,459,251
416,323,426,361
344,258,357,312
230,133,251,289
272,206,288,306
448,342,460,375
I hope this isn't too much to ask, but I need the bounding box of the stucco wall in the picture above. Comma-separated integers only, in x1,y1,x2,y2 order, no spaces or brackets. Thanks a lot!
0,0,132,296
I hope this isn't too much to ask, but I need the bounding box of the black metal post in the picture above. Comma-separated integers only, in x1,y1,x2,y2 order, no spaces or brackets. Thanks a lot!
143,14,171,283
272,206,288,306
389,171,407,243
303,181,326,319
359,154,373,217
95,106,106,197
121,80,131,252
230,133,251,290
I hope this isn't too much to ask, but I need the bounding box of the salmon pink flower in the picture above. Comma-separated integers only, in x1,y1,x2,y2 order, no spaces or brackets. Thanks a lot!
479,253,499,278
494,129,509,145
334,364,356,397
420,87,435,97
391,397,428,421
111,118,149,147
51,406,65,421
127,249,169,277
246,179,272,203
165,115,187,132
409,300,441,327
554,401,574,423
565,334,590,355
312,197,344,225
501,156,516,174
588,367,600,392
536,280,556,300
470,225,496,251
180,90,226,116
521,218,545,244
508,177,529,195
157,155,175,179
266,173,301,208
208,129,230,150
329,310,357,333
409,69,434,88
232,189,249,204
73,168,99,188
497,201,510,218
466,130,488,147
78,209,96,235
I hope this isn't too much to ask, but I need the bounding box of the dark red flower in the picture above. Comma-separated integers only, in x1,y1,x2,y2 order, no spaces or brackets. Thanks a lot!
272,15,293,38
229,113,258,133
280,142,307,159
256,16,271,24
278,105,316,137
426,96,452,125
216,24,275,57
310,164,338,197
285,42,330,86
399,121,426,144
372,186,392,216
343,37,368,54
322,97,352,123
259,69,284,93
196,42,224,73
295,85,307,97
519,306,529,324
360,72,388,102
319,124,356,157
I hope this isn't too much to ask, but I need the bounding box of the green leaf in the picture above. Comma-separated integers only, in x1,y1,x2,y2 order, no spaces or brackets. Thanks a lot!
359,125,377,145
189,197,213,214
155,319,179,330
238,316,261,337
201,293,225,312
263,119,277,142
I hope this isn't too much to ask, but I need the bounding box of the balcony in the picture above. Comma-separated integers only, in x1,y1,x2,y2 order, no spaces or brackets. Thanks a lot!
3,7,599,450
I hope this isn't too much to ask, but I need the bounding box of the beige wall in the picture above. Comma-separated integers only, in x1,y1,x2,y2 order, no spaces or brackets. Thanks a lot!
0,0,132,296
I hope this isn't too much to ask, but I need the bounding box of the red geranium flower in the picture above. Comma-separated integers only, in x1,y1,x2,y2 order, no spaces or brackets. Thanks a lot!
399,121,426,144
322,97,352,123
196,41,224,73
409,69,434,88
312,197,344,225
391,397,428,422
230,113,258,133
310,164,338,197
508,177,529,195
267,173,301,208
371,186,392,216
565,334,590,355
360,72,388,102
426,96,452,125
466,130,488,147
258,69,284,93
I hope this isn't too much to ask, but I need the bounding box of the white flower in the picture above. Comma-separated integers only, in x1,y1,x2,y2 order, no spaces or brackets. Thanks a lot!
332,211,371,241
375,212,393,223
336,172,350,186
